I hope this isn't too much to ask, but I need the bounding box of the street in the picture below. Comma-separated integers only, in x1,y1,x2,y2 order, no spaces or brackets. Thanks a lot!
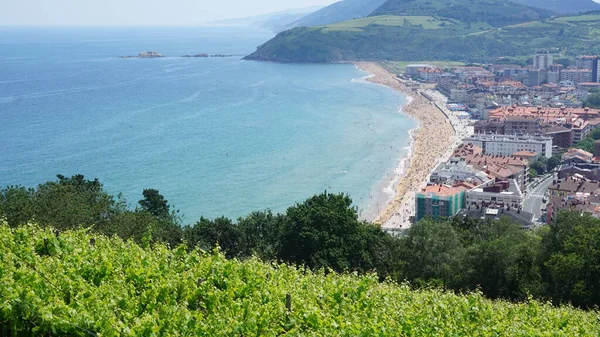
523,174,555,221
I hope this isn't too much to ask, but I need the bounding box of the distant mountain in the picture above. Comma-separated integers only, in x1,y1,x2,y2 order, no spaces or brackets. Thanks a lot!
285,0,389,29
512,0,600,14
370,0,554,27
204,6,322,32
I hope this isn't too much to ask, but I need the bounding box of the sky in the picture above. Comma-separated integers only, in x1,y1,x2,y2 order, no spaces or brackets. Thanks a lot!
0,0,338,26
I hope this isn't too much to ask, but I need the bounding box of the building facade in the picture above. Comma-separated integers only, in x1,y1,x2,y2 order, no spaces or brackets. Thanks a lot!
416,185,465,221
463,134,553,158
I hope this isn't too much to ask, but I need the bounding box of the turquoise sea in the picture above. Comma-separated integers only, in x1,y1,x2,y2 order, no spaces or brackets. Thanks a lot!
0,26,414,223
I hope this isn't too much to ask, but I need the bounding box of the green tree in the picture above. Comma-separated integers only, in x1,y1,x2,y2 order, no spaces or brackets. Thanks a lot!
541,211,600,308
462,219,543,300
33,174,117,230
0,186,35,227
531,161,546,175
185,217,242,258
583,91,600,109
139,189,170,217
237,210,285,260
529,168,539,180
279,192,384,272
400,219,465,288
546,156,561,172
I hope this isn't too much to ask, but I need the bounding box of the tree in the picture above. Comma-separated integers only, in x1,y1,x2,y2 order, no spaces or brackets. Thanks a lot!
531,160,546,175
185,217,242,258
237,210,285,260
279,192,385,272
400,219,465,288
462,219,543,300
546,156,561,172
541,211,600,308
33,174,117,230
0,186,35,227
139,189,171,217
583,91,600,109
529,168,539,180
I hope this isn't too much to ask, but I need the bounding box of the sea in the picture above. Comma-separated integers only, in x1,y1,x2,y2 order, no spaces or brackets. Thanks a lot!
0,26,414,223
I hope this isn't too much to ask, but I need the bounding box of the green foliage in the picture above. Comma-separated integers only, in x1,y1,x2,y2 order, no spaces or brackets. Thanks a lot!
583,91,600,109
541,212,600,308
529,168,539,179
0,174,181,247
280,192,386,273
245,12,600,63
139,188,171,217
574,128,600,152
2,224,599,336
531,160,547,175
547,156,561,172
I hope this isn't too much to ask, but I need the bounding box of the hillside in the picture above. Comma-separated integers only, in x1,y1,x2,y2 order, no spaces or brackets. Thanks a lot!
244,12,600,63
513,0,600,14
285,0,388,29
2,224,599,336
370,0,554,27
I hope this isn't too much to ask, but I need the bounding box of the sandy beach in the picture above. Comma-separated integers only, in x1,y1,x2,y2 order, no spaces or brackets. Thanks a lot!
355,62,458,229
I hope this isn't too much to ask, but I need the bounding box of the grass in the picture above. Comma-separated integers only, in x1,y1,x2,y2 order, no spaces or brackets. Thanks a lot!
321,15,454,32
384,60,467,73
552,14,600,23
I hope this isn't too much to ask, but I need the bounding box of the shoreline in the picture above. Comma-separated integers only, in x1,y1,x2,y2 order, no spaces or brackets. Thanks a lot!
354,62,456,228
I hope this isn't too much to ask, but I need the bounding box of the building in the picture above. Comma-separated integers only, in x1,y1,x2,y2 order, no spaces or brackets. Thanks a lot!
406,64,433,76
575,56,598,83
527,68,548,86
453,143,529,188
416,185,465,221
417,67,443,82
429,157,491,186
533,51,553,70
561,68,593,84
465,178,524,209
463,133,552,158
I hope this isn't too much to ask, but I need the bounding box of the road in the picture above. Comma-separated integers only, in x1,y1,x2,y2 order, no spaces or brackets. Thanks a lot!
523,174,555,220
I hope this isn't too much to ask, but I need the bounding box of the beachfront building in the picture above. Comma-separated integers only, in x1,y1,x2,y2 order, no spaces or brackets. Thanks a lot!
416,185,465,221
463,133,553,158
465,178,524,209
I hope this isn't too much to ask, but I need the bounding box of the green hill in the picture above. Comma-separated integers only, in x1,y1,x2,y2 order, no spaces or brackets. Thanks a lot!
371,0,554,27
244,12,600,63
2,224,599,336
285,0,389,29
513,0,600,14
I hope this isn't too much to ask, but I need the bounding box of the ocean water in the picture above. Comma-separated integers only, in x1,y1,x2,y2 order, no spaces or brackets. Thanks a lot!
0,26,414,223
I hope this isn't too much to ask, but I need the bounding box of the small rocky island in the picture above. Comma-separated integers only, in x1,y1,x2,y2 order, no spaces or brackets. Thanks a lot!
181,53,233,58
120,51,164,59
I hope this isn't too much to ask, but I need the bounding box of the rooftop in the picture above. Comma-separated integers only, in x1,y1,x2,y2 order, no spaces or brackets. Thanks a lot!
419,184,465,197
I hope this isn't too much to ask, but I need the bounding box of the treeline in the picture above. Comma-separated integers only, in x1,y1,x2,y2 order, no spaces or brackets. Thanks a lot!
1,174,600,309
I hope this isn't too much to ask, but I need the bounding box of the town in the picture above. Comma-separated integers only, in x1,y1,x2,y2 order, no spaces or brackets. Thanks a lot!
398,52,600,229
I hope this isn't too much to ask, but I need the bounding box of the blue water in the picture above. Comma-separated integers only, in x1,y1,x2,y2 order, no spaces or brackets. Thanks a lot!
0,26,414,223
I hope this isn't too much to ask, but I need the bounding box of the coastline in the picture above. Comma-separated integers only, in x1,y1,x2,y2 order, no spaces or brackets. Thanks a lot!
354,62,456,228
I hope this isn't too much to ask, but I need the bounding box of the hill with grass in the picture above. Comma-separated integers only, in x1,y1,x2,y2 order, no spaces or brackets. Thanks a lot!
371,0,553,26
244,11,600,63
285,0,389,29
2,224,599,336
513,0,600,14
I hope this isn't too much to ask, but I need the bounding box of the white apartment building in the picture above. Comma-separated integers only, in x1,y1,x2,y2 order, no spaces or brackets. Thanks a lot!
561,68,593,84
463,133,553,158
533,51,553,70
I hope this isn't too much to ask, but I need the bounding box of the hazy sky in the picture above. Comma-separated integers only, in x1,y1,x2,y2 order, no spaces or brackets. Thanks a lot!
0,0,338,26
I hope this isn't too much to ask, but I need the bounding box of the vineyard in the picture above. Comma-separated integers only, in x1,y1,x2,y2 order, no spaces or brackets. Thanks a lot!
1,223,599,336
